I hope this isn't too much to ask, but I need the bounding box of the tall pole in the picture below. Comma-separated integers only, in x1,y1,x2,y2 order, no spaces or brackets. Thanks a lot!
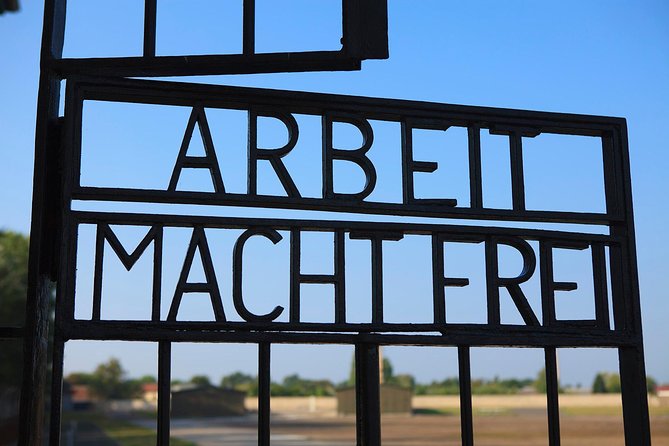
19,0,66,444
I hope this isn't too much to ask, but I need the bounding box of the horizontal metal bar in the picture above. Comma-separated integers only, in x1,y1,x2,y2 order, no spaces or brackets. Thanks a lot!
299,274,339,284
65,318,624,335
52,51,362,78
63,320,637,347
72,188,620,225
71,76,626,133
69,210,618,243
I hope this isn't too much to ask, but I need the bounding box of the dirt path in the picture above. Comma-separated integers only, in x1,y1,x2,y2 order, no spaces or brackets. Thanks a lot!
157,413,669,446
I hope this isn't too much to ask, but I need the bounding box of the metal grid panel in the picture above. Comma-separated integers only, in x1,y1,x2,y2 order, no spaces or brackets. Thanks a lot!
50,0,388,77
20,1,651,445
42,78,652,445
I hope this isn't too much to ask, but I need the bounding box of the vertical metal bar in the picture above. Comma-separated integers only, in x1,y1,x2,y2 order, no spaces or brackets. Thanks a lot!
591,242,610,329
60,218,79,324
322,114,334,200
143,0,157,57
608,244,626,331
484,237,501,325
619,347,651,445
289,229,301,323
467,125,483,209
432,234,445,324
342,0,388,59
247,109,259,195
539,241,556,327
48,338,65,446
601,133,622,219
509,132,526,211
92,224,105,320
334,230,346,324
157,341,171,446
20,0,66,442
400,120,414,204
49,219,77,446
458,346,474,446
608,124,651,445
68,72,84,196
151,227,163,322
545,347,561,446
355,343,381,446
370,236,383,325
258,342,271,446
243,0,255,55
48,215,78,446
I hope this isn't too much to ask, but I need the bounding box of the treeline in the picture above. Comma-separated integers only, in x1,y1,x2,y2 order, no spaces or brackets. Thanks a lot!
592,372,657,394
217,363,545,396
66,358,660,400
414,377,536,395
174,372,337,397
218,372,337,397
66,358,156,400
0,231,30,390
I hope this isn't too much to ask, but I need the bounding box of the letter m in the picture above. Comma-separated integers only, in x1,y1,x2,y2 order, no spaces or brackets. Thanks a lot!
92,224,163,321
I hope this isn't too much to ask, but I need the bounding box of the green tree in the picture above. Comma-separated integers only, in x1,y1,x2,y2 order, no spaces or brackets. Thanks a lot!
65,372,96,386
534,368,547,393
389,373,415,390
189,375,212,387
221,372,258,395
471,377,533,395
604,373,621,393
592,372,621,393
0,231,30,390
382,358,393,383
138,375,157,384
347,354,356,387
415,377,460,395
592,373,607,393
221,372,253,388
647,376,657,394
270,374,336,397
0,231,29,325
89,358,140,400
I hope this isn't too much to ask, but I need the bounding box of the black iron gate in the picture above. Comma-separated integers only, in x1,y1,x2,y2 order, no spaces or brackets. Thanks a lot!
11,1,652,445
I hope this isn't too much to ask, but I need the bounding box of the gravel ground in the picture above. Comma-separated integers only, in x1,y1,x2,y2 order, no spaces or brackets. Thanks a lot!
133,412,669,446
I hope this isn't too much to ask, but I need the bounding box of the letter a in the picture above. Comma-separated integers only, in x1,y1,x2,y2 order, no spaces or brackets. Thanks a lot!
168,106,226,193
168,227,226,321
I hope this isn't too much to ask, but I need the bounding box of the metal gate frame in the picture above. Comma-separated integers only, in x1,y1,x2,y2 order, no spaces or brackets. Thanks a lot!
14,1,652,445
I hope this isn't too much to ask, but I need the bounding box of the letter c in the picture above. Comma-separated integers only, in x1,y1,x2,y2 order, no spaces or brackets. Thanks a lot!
233,228,285,322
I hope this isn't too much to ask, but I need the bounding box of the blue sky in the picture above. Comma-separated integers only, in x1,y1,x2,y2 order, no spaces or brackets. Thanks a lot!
1,1,668,387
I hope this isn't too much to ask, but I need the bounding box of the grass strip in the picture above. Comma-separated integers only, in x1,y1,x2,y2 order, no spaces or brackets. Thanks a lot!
63,412,196,446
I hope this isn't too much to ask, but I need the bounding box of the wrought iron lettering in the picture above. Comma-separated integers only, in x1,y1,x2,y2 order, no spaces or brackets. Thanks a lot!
80,214,617,333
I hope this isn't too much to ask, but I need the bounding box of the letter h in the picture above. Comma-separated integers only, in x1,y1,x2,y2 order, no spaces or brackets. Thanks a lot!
289,229,345,324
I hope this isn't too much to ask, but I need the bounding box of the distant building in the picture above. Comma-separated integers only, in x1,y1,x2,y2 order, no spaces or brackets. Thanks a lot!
66,384,95,411
657,385,669,398
171,385,246,418
142,383,158,405
336,384,412,415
